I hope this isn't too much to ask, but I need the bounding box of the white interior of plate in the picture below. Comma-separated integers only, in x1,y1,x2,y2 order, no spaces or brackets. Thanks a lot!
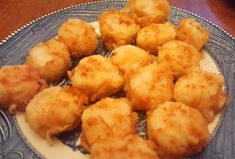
15,21,222,159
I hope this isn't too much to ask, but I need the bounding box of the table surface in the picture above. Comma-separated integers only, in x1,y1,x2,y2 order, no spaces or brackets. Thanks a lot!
0,0,234,41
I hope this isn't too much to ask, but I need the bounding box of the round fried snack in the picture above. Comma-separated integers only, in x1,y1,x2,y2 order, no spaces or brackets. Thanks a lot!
176,18,209,50
111,45,152,74
122,0,170,27
99,9,140,51
81,98,137,151
58,19,98,58
136,22,176,54
158,40,202,79
25,38,71,82
124,62,174,110
174,71,227,122
68,55,124,102
0,65,47,112
91,135,159,159
25,86,87,144
147,101,209,158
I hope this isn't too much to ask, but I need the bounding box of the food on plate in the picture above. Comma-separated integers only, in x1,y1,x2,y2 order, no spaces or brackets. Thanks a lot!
25,86,87,144
58,19,98,58
99,9,140,51
111,45,152,74
25,38,71,82
158,40,202,79
147,101,209,158
0,65,47,112
90,135,159,159
136,22,176,54
174,71,228,122
81,98,137,151
121,0,170,27
124,62,174,110
68,55,124,102
176,18,209,50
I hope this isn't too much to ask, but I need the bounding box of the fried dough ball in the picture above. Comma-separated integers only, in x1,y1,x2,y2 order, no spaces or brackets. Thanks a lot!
136,22,176,54
91,135,159,159
81,98,137,150
122,0,170,27
174,72,227,122
158,40,202,79
0,65,47,111
124,62,174,110
177,18,209,50
111,45,152,74
99,9,140,51
68,55,124,102
58,19,98,58
25,38,71,82
147,101,209,158
25,86,87,144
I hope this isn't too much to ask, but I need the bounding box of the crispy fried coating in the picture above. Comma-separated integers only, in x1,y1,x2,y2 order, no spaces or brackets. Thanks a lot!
25,38,71,82
122,0,170,27
68,55,124,102
136,22,176,54
177,18,209,50
158,40,202,79
91,135,159,159
147,101,209,158
124,62,174,110
25,86,87,144
58,19,98,58
174,71,227,122
111,45,152,74
99,9,140,51
0,65,47,111
81,98,137,151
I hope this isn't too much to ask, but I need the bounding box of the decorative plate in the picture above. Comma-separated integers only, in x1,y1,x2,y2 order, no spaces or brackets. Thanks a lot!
0,1,234,159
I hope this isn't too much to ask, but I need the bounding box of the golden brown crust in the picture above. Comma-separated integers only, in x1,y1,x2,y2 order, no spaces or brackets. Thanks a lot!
158,40,202,79
81,98,137,150
90,135,160,159
174,71,228,122
0,65,47,111
176,18,209,50
99,9,140,50
68,55,124,102
25,38,71,82
124,62,174,110
25,86,88,144
58,19,98,58
147,101,210,158
136,22,176,54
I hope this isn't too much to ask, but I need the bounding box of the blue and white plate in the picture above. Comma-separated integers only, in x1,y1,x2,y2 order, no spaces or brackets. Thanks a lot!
0,1,234,159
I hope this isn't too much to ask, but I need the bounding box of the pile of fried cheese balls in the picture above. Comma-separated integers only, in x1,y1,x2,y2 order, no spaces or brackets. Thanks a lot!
0,0,228,159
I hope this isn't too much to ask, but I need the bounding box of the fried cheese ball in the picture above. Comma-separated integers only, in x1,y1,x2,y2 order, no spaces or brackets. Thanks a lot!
147,101,209,158
174,71,228,122
58,19,98,58
91,135,159,159
122,0,170,27
25,86,87,144
124,62,174,110
99,9,140,51
177,18,209,50
81,98,137,151
136,22,176,54
111,45,152,74
25,38,72,82
68,55,124,102
0,65,47,111
158,40,202,79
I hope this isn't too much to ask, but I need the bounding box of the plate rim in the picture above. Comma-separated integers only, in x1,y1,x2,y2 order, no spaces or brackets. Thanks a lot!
0,0,234,46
